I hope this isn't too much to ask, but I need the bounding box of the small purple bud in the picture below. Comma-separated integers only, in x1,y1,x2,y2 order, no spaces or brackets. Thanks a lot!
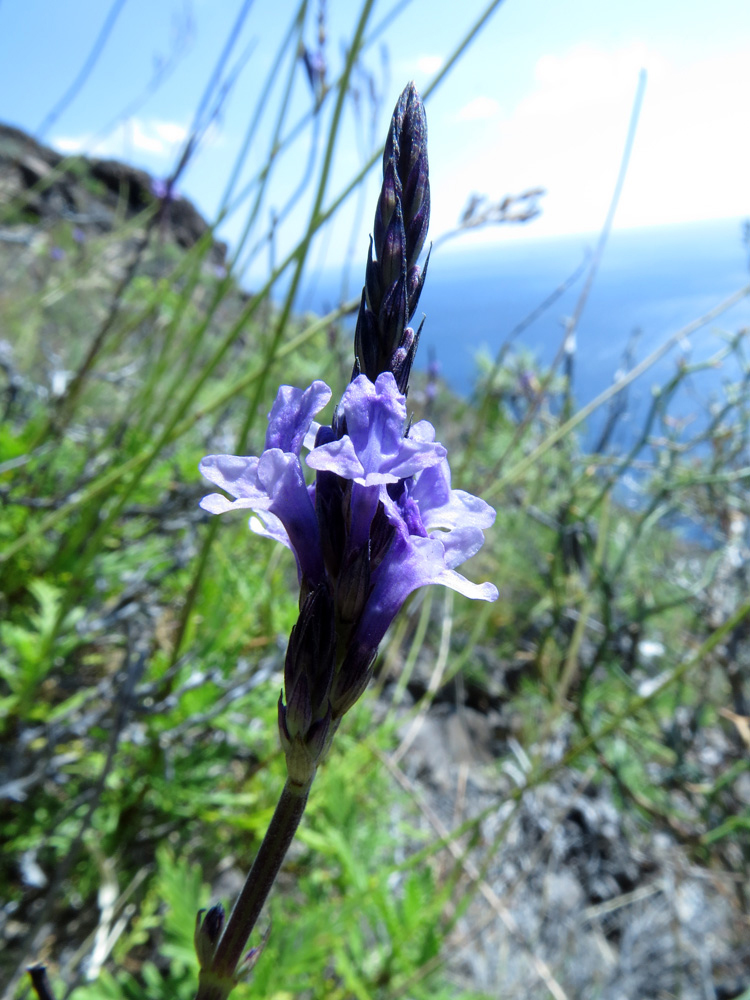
49,246,65,261
373,161,401,261
194,904,225,968
151,177,177,202
241,944,266,974
354,294,379,385
407,248,430,318
314,463,347,578
353,82,430,394
368,500,395,572
380,201,407,291
383,82,427,182
301,45,326,99
379,278,408,359
364,238,383,314
405,198,429,270
72,227,86,244
391,315,424,394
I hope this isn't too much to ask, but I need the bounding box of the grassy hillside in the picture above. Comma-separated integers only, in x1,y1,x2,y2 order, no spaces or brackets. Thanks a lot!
2,113,750,1000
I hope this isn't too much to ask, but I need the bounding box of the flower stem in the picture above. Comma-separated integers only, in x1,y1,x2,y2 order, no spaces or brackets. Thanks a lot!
195,776,313,1000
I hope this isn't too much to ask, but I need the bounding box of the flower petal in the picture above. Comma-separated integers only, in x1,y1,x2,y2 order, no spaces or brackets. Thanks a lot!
409,452,496,532
250,511,292,550
199,446,324,584
265,381,331,454
199,454,261,498
200,493,261,515
306,436,365,480
313,373,445,485
353,530,497,654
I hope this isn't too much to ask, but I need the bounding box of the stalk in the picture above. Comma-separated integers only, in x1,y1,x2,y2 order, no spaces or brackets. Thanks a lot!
195,777,313,1000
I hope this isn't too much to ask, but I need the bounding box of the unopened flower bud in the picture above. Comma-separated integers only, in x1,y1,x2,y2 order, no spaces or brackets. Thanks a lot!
285,674,313,740
391,317,425,395
194,903,225,969
354,82,430,393
383,82,430,269
313,435,347,573
280,693,333,786
369,501,395,572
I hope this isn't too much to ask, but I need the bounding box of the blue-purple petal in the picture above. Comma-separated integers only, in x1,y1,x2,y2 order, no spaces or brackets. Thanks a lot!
265,381,331,454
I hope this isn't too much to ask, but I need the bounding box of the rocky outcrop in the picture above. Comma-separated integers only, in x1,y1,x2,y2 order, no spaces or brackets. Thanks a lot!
0,122,226,265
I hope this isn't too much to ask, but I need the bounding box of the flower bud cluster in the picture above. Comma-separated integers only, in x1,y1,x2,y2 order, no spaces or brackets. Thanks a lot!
354,82,430,394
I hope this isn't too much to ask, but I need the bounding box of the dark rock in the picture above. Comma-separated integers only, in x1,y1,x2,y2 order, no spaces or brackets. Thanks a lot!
0,122,227,265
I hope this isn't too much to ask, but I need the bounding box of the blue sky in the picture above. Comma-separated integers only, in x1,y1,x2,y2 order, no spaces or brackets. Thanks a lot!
2,0,749,278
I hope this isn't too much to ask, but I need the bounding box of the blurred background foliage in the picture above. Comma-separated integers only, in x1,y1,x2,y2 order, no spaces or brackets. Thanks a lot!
1,2,750,998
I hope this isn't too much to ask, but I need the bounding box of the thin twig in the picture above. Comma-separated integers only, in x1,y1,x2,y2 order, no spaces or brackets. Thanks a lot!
36,0,128,139
486,69,648,480
391,590,453,765
379,754,571,1000
487,282,750,498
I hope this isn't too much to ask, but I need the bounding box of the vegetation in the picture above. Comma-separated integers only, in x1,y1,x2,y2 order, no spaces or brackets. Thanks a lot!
2,3,750,998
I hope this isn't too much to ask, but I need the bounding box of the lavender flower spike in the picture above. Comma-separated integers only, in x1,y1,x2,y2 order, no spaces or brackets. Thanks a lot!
354,82,430,394
194,81,498,1000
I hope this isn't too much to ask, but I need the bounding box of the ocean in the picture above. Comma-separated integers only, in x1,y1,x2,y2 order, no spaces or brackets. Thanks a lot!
300,217,750,447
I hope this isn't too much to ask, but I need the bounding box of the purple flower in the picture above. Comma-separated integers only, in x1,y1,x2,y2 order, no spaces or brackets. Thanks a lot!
199,372,497,709
308,374,445,486
308,373,446,551
334,392,497,655
151,177,177,202
200,381,331,586
49,246,65,261
199,84,496,739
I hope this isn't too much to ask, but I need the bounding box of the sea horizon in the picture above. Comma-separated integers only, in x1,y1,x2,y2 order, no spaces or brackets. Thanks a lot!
298,216,750,446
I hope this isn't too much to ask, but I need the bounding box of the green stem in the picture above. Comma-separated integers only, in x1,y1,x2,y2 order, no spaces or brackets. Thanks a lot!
196,777,313,1000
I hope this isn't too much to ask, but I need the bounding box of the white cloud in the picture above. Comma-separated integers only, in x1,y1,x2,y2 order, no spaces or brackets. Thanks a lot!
152,120,188,145
54,135,89,154
129,120,166,154
52,117,187,162
456,96,500,122
416,54,444,76
431,42,750,241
